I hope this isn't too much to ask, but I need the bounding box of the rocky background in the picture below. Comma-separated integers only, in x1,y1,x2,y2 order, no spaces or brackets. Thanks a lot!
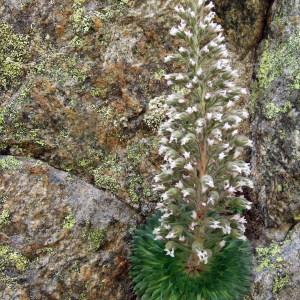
0,0,299,299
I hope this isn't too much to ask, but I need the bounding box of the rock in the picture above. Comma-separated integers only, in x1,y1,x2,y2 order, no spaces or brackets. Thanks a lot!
252,223,300,300
0,156,138,300
252,0,300,228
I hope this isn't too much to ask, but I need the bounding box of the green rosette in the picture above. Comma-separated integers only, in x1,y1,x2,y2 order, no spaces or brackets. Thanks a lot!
130,214,252,300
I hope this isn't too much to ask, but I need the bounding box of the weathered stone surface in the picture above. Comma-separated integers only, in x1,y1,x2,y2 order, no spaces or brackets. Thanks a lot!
252,0,300,229
251,224,300,300
0,156,138,300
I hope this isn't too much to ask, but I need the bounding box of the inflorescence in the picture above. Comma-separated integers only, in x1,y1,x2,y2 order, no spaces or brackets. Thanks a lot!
152,0,253,268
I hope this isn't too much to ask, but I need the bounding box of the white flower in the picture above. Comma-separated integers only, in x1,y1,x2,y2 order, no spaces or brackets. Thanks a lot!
207,138,215,146
222,224,231,235
170,27,179,36
165,247,175,257
206,1,214,10
210,220,221,229
220,240,226,248
175,74,185,81
227,186,237,194
190,222,198,231
184,163,194,171
179,46,188,54
153,227,161,235
196,249,208,264
154,235,163,240
232,129,239,136
179,235,186,242
175,180,184,189
192,210,197,220
167,80,173,86
178,20,187,31
206,112,213,120
218,152,226,160
186,107,195,114
240,88,248,95
223,122,231,130
155,203,164,209
189,58,196,66
197,68,203,76
226,100,235,108
199,21,207,29
213,113,223,121
174,5,185,13
166,231,176,239
164,55,175,63
197,0,205,7
182,189,191,197
153,184,165,192
183,151,190,159
186,82,193,89
184,30,193,38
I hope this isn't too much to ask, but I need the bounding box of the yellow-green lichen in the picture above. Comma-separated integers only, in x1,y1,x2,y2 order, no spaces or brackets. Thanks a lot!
258,32,300,89
263,101,292,120
72,0,91,35
0,209,10,229
94,0,131,22
86,228,106,250
143,96,167,131
93,155,122,193
0,23,29,90
0,245,28,272
0,156,21,171
273,274,290,294
63,214,76,230
256,243,284,272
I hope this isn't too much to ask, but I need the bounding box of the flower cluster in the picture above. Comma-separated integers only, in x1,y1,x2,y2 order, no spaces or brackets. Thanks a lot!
153,1,253,267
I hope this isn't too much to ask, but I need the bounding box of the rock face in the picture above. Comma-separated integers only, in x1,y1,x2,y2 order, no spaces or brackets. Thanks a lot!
252,0,300,228
0,156,138,300
251,224,300,300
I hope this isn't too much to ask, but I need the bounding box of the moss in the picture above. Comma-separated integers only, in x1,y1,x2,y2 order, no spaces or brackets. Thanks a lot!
273,274,290,294
0,209,10,229
0,245,28,272
0,23,29,90
263,101,292,120
63,214,76,230
258,31,300,89
0,156,21,171
86,228,106,250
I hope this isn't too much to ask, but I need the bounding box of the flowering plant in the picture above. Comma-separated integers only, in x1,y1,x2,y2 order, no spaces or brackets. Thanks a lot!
131,1,253,299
